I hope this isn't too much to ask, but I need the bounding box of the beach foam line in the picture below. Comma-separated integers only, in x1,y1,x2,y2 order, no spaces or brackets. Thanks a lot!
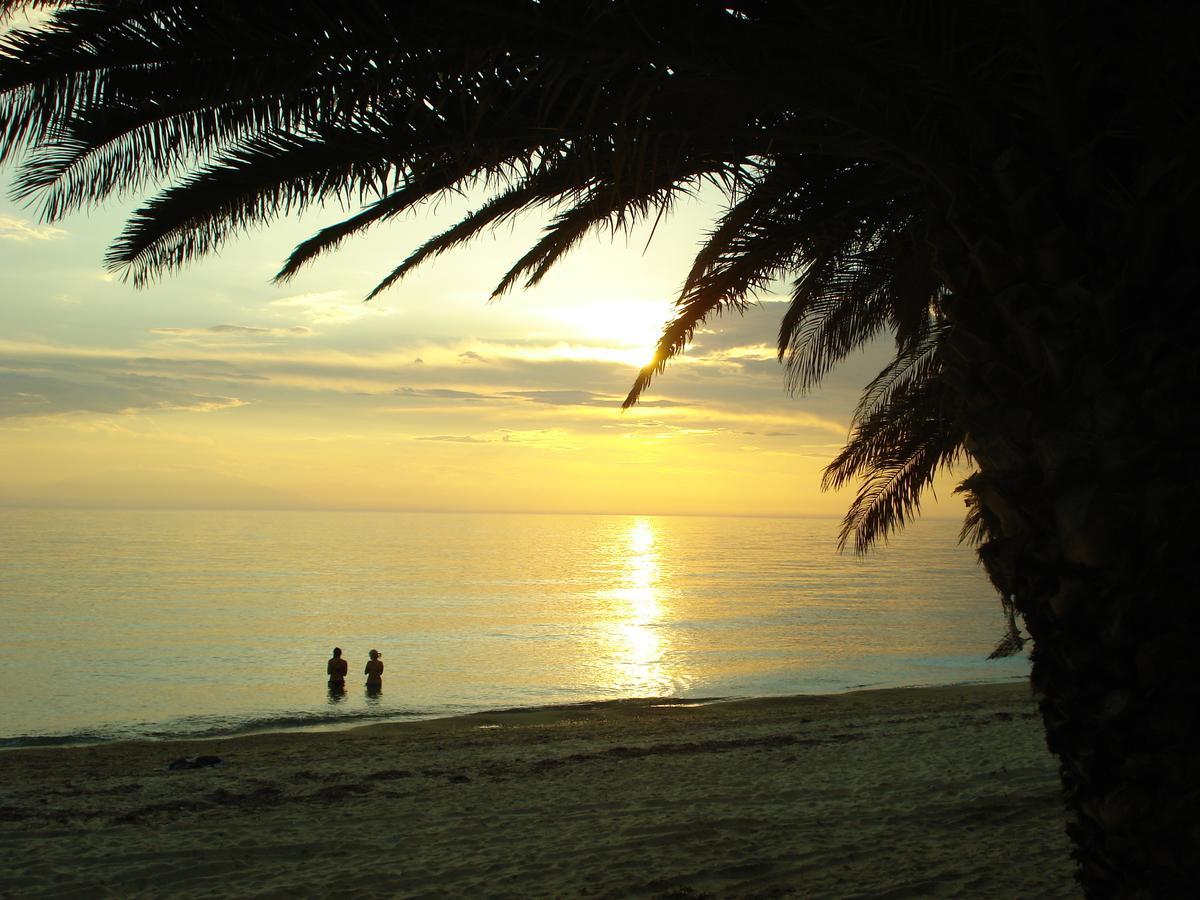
0,707,443,750
1,697,733,749
0,674,1029,750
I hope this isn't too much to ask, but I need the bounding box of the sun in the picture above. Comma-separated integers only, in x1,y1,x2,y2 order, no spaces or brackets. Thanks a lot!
537,297,676,368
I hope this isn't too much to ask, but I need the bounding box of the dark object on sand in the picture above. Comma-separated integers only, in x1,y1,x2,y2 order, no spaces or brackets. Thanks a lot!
167,755,223,771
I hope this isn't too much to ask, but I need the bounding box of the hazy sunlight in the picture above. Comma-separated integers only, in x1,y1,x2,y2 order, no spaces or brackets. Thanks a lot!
542,299,673,368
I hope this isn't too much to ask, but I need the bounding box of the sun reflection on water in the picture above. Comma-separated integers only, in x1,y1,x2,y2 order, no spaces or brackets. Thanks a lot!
600,518,676,695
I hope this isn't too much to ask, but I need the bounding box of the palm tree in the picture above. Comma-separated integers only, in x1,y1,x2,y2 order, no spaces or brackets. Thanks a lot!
2,2,1196,894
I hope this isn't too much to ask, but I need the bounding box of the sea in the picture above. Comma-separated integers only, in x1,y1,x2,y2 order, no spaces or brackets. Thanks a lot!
0,509,1029,748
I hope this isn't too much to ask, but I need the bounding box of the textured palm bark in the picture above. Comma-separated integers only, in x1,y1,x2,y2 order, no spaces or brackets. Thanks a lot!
937,184,1200,895
971,428,1200,897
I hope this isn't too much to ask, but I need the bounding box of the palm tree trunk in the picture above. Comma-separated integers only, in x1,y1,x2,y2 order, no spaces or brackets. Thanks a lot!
971,448,1200,896
937,201,1200,895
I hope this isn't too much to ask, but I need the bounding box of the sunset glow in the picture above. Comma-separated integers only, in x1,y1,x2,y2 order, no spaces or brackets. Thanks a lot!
0,180,963,518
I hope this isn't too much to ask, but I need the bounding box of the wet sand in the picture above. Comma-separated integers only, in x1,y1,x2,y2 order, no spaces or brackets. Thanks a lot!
0,682,1076,898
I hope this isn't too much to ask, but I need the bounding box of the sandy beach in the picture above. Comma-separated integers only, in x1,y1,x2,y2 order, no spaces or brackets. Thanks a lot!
0,682,1075,898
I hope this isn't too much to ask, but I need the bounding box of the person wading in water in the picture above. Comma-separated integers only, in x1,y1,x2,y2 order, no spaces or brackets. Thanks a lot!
327,647,348,690
364,649,383,692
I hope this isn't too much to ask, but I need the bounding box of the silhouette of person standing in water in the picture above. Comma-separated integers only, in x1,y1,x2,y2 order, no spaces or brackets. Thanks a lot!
364,649,384,693
327,647,349,693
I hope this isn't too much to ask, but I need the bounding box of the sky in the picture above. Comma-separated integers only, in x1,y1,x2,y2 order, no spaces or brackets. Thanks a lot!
0,126,964,519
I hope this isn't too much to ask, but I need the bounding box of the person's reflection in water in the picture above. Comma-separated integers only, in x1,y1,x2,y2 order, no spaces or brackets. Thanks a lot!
327,681,347,704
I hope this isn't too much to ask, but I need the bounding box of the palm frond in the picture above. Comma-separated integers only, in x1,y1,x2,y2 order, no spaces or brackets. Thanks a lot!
625,157,890,405
852,318,945,424
822,325,962,553
490,174,696,300
363,178,545,301
955,471,999,548
276,165,528,287
956,472,1028,659
0,0,64,23
107,129,400,283
779,217,939,396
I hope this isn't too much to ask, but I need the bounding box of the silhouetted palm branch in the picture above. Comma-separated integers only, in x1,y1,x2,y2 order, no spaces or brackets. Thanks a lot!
822,324,962,553
956,472,1027,659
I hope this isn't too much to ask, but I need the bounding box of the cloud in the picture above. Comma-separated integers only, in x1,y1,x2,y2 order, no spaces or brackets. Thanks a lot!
415,434,495,443
389,385,689,411
602,420,690,431
0,215,67,242
393,386,605,406
151,324,312,338
699,343,777,362
128,357,270,382
394,387,492,402
267,290,389,324
121,396,249,415
0,344,265,420
0,367,249,420
268,291,345,307
601,420,722,436
412,429,577,448
498,389,616,407
458,350,485,362
627,397,689,408
0,332,856,440
495,389,684,409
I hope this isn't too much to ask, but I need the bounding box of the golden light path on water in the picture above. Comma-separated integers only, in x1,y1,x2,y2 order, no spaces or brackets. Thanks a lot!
601,517,676,695
0,510,1030,744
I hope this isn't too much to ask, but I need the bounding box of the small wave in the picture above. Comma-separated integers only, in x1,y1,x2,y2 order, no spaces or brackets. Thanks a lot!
188,707,441,739
1,695,733,749
0,706,448,750
0,732,115,750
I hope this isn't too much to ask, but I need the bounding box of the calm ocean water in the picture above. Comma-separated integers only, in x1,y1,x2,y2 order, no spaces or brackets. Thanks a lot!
0,509,1028,747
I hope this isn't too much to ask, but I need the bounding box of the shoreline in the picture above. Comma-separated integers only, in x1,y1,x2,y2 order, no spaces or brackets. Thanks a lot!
0,674,1032,751
0,680,1076,898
